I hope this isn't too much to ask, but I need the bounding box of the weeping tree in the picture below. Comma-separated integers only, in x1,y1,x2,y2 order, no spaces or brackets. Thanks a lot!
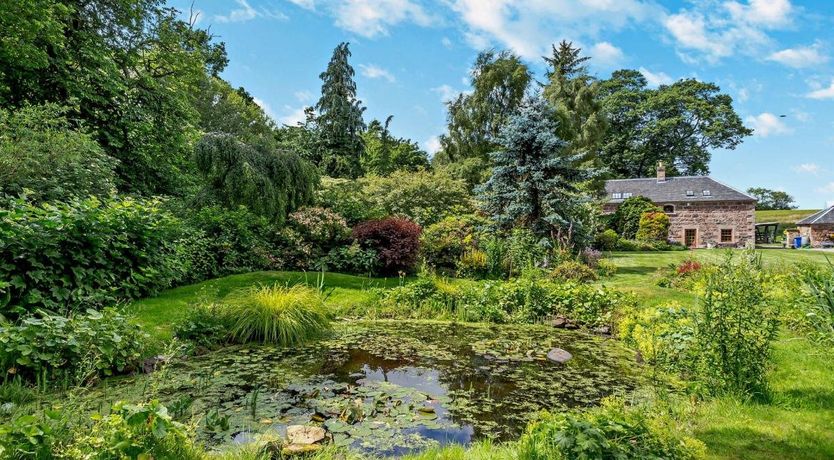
194,133,318,224
477,98,599,250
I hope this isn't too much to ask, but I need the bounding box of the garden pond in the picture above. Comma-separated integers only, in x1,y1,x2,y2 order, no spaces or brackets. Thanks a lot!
91,321,641,456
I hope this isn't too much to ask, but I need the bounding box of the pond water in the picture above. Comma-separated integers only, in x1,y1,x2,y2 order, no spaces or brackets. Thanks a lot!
101,321,640,456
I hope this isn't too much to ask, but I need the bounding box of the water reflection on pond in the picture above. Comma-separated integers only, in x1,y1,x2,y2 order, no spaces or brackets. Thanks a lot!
111,321,640,456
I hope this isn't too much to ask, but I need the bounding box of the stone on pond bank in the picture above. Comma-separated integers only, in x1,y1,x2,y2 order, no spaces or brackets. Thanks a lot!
547,348,572,363
287,425,327,445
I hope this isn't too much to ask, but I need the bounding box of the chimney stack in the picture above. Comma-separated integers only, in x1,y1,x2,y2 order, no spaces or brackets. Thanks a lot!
657,162,666,183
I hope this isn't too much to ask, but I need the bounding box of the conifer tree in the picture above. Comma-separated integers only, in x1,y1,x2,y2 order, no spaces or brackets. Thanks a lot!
477,98,598,249
315,42,366,178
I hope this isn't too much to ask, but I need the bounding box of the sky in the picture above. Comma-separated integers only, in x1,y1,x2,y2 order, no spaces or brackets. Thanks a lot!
169,0,834,209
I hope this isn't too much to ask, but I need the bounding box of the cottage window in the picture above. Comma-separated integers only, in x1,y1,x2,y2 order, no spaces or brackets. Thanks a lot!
622,192,633,198
686,190,695,197
721,229,733,243
703,190,711,196
663,205,675,214
612,192,622,199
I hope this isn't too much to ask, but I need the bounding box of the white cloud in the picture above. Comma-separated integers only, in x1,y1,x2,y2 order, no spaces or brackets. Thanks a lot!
279,105,308,126
745,112,792,137
807,79,834,100
590,42,624,67
287,0,316,10
252,97,278,122
441,37,453,49
431,84,458,102
359,64,396,82
213,0,287,23
294,90,314,102
663,0,795,63
790,109,811,122
793,163,820,175
424,136,442,156
639,67,673,87
768,44,828,68
446,0,657,59
330,0,434,38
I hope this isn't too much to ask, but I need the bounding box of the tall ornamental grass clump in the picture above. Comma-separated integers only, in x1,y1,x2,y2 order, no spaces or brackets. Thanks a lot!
225,285,331,345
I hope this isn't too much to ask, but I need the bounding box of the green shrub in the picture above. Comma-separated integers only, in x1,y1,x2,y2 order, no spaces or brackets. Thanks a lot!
0,410,66,459
0,104,117,203
616,238,687,252
549,260,598,282
636,211,670,242
695,252,779,398
505,228,547,277
172,303,232,349
518,398,705,460
611,196,659,240
594,228,619,251
794,259,834,344
457,249,488,278
180,205,281,282
0,197,183,314
420,215,486,271
288,207,351,252
64,400,202,460
618,303,698,376
224,285,331,345
315,176,381,225
320,242,380,275
597,259,618,277
0,309,147,383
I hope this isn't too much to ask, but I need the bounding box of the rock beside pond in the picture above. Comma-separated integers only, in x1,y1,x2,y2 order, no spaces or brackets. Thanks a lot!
281,443,322,456
142,355,171,374
547,348,572,364
594,325,612,335
551,316,580,330
287,425,327,445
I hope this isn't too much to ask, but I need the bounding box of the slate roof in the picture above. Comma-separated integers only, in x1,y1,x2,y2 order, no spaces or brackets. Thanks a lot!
797,206,834,225
604,176,756,204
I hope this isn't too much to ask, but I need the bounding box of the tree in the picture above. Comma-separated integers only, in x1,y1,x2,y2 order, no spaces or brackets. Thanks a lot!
542,41,606,160
477,98,599,249
438,50,532,165
610,196,659,240
193,134,318,224
746,187,797,210
598,71,751,178
361,117,429,175
0,1,228,195
193,77,276,143
315,42,366,178
0,104,117,202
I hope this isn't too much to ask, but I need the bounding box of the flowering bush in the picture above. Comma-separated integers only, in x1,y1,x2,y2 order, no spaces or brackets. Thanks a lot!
288,207,350,247
353,218,422,274
677,259,703,275
636,211,671,242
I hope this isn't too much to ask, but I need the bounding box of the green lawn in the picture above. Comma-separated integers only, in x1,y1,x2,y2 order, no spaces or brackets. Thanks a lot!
756,209,820,225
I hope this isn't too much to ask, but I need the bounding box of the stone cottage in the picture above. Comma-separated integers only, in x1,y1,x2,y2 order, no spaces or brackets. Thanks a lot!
603,164,757,248
797,206,834,248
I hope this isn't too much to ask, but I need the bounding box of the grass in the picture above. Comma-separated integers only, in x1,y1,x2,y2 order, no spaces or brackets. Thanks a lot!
756,209,820,225
225,285,330,345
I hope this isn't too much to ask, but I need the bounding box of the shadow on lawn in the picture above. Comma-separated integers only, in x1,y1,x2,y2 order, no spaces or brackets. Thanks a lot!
698,425,833,460
612,266,659,276
778,388,834,411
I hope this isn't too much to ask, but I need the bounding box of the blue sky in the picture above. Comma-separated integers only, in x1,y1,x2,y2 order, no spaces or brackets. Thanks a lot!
169,0,834,209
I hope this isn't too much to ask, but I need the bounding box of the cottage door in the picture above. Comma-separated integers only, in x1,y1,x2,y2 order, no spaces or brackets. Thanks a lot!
684,229,697,247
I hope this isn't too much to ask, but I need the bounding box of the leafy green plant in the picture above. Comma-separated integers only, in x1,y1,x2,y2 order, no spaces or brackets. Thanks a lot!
172,303,232,349
320,242,379,275
420,215,486,271
695,252,779,398
0,309,146,383
0,410,65,459
594,229,619,251
224,285,331,345
518,398,705,459
610,196,659,240
618,303,698,377
636,211,671,242
549,260,598,282
0,196,183,315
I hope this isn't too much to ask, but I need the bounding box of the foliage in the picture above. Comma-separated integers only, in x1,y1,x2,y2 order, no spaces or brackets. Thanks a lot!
288,207,351,256
636,211,671,242
0,196,183,314
64,400,202,460
353,218,422,275
434,157,492,191
438,50,531,165
550,260,598,282
747,187,797,211
361,117,429,175
477,98,599,249
320,242,380,275
0,0,228,195
178,205,281,283
192,77,276,143
314,177,381,225
194,133,317,224
172,303,231,349
361,169,472,227
517,398,705,460
315,42,366,178
0,104,117,203
615,239,687,252
792,260,834,344
598,70,751,177
594,229,620,251
695,252,779,398
0,308,146,383
611,196,659,240
0,410,66,459
619,303,698,376
224,285,331,345
420,215,486,271
542,41,606,159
